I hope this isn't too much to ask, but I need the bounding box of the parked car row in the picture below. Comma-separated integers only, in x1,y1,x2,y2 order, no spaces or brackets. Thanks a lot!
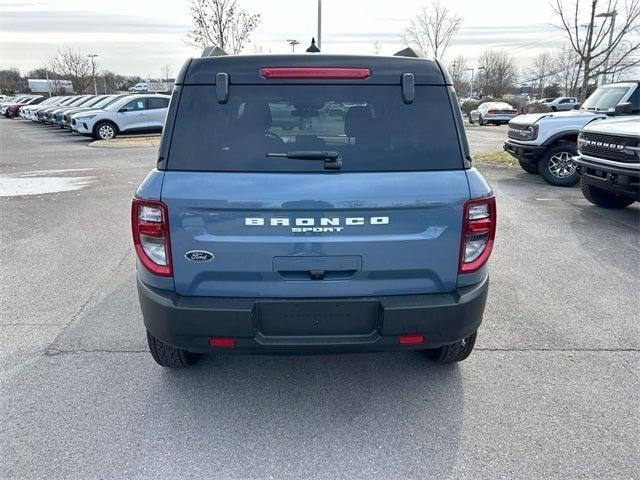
0,94,46,116
4,92,170,140
504,81,639,208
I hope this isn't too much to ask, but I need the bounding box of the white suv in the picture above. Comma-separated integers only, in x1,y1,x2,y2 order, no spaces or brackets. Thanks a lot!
70,94,170,140
504,82,639,186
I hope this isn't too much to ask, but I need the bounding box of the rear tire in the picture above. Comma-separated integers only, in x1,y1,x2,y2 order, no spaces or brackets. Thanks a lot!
538,142,579,187
147,331,201,368
580,180,635,209
518,160,539,174
424,331,477,363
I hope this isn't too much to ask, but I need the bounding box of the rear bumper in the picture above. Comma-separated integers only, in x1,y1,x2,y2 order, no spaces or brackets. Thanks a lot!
138,275,489,354
575,156,640,200
483,114,515,123
503,139,545,162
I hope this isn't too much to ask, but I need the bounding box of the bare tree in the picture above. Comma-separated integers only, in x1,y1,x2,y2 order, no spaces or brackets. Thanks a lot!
186,0,261,54
528,51,555,98
552,46,584,95
250,43,271,54
477,50,519,97
449,55,470,95
403,0,463,58
48,48,93,93
553,0,640,100
0,68,25,93
161,65,173,81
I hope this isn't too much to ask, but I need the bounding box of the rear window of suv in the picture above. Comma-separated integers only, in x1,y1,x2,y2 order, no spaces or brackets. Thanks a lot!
167,85,462,172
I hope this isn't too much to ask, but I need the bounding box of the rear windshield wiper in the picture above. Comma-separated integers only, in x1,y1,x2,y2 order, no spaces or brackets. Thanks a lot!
266,151,342,170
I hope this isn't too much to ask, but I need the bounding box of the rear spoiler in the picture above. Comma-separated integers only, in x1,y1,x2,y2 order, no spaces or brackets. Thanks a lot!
176,55,450,87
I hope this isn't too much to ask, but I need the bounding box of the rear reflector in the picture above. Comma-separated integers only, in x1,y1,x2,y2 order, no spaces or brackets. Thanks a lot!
209,338,236,348
260,67,370,80
399,335,424,345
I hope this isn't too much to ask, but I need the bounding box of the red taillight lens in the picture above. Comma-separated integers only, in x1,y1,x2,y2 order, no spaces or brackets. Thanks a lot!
131,198,172,277
459,196,496,274
209,338,236,348
399,335,424,345
260,67,371,80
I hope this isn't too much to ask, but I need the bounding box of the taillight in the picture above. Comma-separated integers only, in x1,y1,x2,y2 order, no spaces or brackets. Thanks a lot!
131,198,172,277
260,67,370,80
459,196,496,274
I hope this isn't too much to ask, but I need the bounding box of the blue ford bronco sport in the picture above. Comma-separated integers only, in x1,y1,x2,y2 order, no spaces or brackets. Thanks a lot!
132,53,496,368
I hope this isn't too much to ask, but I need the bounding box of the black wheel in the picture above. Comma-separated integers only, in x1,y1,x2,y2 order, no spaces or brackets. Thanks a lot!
580,180,635,209
147,331,201,368
538,142,579,187
424,331,477,364
518,159,539,174
93,121,117,140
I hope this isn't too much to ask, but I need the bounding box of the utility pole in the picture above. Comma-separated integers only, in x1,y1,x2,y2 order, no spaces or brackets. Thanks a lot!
477,66,486,98
87,54,98,95
596,10,617,84
317,0,322,49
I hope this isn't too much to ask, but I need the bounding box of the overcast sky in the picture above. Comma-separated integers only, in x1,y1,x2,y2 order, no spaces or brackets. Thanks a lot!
1,0,570,79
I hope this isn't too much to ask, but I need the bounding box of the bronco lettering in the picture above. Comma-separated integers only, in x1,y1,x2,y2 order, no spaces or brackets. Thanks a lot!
245,216,389,232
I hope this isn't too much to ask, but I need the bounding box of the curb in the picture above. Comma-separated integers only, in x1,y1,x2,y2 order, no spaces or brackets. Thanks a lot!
88,136,160,149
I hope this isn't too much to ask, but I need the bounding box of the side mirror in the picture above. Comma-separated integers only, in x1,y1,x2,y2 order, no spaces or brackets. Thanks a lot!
614,102,633,115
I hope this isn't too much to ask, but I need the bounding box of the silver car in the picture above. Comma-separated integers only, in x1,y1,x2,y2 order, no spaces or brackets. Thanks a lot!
545,97,579,112
71,94,170,140
469,102,518,125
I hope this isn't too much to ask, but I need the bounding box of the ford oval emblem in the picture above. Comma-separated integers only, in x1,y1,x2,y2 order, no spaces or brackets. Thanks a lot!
185,250,214,262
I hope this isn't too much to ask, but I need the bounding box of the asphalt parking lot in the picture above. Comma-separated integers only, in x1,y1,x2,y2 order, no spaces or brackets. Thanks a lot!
1,119,639,479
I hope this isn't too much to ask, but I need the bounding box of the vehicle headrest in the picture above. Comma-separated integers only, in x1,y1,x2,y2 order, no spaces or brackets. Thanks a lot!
238,101,272,130
344,105,374,138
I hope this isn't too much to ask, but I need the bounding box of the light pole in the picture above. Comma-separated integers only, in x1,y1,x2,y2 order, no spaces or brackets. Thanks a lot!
286,39,299,53
464,68,474,98
87,54,98,95
595,10,617,84
317,0,322,49
44,68,51,97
